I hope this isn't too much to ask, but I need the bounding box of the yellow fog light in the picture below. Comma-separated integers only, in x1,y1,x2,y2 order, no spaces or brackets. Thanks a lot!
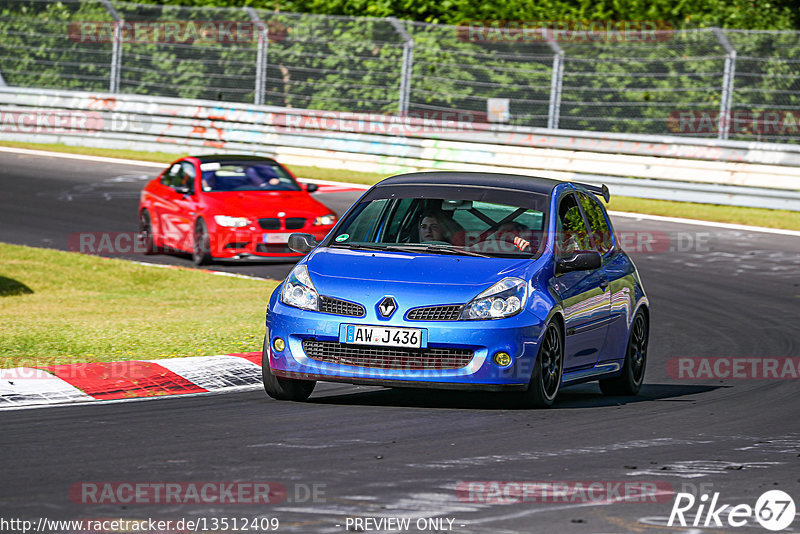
273,338,285,352
493,351,512,367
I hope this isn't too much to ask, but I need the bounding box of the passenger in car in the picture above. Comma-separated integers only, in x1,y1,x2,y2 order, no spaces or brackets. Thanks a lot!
455,221,538,253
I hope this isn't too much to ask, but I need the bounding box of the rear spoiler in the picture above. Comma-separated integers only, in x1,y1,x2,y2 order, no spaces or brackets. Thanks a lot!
575,182,610,203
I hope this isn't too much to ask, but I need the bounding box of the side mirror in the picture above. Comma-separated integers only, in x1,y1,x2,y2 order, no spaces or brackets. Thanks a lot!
174,185,191,195
288,233,318,254
556,250,601,275
305,183,319,193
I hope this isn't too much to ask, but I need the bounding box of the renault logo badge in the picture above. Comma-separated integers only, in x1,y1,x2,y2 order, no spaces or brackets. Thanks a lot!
378,296,397,318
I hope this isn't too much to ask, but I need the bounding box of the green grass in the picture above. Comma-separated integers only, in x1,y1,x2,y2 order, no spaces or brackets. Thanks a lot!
0,242,278,367
2,140,800,230
0,140,184,165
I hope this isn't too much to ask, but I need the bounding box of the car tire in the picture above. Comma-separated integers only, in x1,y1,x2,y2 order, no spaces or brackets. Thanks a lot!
599,309,648,396
261,335,316,401
139,210,160,255
192,219,212,266
518,321,563,408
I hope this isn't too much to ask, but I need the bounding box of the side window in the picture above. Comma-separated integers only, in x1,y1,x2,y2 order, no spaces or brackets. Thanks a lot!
340,199,390,242
556,193,591,256
381,198,417,243
162,163,183,189
180,161,196,194
578,192,613,254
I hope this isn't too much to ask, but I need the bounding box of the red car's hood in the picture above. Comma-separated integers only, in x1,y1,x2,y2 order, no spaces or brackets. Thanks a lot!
202,190,332,217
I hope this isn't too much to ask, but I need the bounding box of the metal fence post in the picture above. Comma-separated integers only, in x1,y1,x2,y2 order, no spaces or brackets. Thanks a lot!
388,17,413,114
712,27,737,140
545,29,564,130
245,7,268,106
99,0,122,93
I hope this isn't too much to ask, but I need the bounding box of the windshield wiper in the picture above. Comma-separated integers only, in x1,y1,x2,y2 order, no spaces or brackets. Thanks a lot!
329,243,389,251
394,243,491,258
330,242,490,257
329,243,416,253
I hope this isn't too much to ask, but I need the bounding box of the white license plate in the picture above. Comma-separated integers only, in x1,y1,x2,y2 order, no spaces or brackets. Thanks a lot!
263,232,292,244
341,325,422,348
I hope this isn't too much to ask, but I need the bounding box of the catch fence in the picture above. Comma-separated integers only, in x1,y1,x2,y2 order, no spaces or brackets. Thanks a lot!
1,0,799,143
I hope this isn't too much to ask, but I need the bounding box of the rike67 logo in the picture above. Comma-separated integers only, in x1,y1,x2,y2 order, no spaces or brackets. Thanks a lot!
669,490,796,531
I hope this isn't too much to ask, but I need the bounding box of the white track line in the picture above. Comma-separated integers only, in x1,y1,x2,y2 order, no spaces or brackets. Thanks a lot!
2,145,798,236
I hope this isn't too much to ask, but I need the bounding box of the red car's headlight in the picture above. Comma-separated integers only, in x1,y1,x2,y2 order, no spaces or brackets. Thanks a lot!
313,214,337,226
214,215,250,228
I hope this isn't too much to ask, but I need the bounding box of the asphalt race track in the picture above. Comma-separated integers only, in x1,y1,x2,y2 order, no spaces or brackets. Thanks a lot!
1,150,799,533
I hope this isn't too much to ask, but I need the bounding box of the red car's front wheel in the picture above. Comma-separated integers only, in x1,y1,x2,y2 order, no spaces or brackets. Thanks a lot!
192,219,212,266
139,210,160,255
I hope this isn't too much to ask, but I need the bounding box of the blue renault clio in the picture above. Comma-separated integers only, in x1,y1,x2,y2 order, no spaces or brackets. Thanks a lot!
263,172,649,407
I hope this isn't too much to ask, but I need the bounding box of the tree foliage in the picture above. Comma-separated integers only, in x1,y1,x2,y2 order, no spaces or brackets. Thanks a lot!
152,0,800,30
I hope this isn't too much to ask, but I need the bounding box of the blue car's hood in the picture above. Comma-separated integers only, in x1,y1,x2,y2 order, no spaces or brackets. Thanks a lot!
306,247,532,306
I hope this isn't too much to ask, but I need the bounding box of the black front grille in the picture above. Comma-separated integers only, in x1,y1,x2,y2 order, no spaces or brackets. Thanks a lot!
406,305,463,321
285,217,306,230
224,242,249,249
255,244,293,254
319,296,365,317
258,218,280,230
302,340,474,370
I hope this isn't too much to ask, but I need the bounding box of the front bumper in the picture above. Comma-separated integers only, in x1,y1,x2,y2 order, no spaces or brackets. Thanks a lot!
212,226,331,258
266,299,544,389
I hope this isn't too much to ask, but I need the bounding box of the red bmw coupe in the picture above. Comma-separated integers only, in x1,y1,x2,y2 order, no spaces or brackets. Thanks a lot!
138,155,337,265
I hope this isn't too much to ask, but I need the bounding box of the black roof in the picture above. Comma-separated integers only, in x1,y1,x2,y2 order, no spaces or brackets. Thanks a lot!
193,154,278,163
376,171,562,195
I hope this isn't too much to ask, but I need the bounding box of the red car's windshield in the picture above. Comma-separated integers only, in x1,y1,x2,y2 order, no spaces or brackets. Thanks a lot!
200,161,301,192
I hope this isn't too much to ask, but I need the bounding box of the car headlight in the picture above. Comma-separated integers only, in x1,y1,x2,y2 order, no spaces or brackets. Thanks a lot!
313,214,337,226
280,264,318,311
460,277,527,320
214,215,249,228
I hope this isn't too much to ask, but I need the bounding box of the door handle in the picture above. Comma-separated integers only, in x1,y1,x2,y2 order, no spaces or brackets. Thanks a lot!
600,280,609,290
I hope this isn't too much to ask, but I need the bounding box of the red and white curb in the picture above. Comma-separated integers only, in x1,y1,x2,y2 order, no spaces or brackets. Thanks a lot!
0,352,263,410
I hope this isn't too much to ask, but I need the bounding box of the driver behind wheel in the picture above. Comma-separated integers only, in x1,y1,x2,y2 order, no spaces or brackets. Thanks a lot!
418,209,460,243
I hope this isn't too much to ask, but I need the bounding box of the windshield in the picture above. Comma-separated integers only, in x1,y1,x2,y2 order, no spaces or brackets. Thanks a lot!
199,161,301,192
329,196,547,258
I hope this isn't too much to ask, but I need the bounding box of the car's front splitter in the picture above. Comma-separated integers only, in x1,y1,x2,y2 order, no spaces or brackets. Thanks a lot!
272,370,529,391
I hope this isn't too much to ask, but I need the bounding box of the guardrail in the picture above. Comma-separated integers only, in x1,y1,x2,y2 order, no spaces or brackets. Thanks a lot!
1,87,800,211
